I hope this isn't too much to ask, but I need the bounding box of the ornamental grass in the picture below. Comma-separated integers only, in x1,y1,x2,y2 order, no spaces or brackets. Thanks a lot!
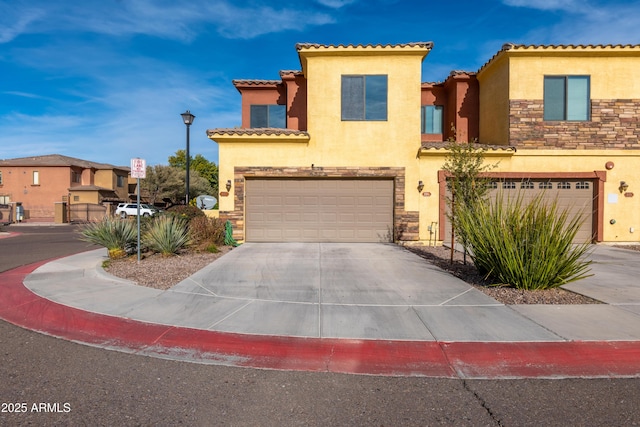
455,191,593,290
142,215,191,256
80,216,137,259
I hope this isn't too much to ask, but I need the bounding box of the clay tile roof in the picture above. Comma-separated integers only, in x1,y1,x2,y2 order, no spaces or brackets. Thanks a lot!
479,43,640,74
207,128,309,137
502,43,640,50
232,79,282,87
295,41,434,51
0,154,129,170
279,70,303,77
420,142,516,152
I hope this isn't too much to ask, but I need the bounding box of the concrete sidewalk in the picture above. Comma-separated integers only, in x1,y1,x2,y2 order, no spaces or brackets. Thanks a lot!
2,243,640,378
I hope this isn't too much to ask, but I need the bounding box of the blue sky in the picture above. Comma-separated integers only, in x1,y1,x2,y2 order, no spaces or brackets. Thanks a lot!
1,0,639,168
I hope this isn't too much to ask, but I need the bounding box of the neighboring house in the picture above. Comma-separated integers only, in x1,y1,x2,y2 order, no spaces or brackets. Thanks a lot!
0,154,130,222
207,42,640,244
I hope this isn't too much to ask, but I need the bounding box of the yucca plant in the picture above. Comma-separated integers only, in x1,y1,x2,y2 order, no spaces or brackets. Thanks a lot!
80,216,137,259
455,191,593,290
142,215,191,256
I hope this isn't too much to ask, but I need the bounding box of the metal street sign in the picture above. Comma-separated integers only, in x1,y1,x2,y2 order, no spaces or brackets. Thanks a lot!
131,158,146,179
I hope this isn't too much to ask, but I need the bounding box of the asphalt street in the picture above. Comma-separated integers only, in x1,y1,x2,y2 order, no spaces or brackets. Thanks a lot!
1,225,639,426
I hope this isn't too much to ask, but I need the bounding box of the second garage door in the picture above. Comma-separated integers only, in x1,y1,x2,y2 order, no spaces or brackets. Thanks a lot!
444,178,595,244
246,179,394,242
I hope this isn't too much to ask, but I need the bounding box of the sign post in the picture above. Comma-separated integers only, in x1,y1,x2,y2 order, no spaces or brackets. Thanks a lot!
130,158,146,262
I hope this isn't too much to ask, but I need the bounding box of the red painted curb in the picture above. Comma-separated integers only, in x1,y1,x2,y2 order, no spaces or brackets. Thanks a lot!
1,262,640,378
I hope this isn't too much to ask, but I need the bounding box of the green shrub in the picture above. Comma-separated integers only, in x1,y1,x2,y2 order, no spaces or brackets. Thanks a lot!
455,191,593,290
165,205,205,222
142,216,191,256
80,216,137,258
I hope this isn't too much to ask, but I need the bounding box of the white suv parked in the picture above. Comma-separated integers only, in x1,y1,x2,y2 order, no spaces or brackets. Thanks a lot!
115,203,160,218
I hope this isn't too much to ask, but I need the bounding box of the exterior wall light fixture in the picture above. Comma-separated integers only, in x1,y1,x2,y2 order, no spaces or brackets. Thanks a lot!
417,180,424,192
226,180,232,192
619,181,629,193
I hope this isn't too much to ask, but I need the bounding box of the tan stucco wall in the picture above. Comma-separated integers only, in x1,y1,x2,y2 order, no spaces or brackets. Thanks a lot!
509,55,640,99
218,46,429,217
419,149,640,243
0,166,71,220
94,169,128,200
477,55,510,145
478,48,640,145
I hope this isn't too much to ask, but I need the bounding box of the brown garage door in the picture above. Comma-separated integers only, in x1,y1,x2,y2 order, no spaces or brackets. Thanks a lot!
444,178,595,244
246,179,394,242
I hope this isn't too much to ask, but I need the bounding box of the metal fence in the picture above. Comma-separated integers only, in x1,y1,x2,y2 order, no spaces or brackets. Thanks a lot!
0,205,12,224
69,203,107,223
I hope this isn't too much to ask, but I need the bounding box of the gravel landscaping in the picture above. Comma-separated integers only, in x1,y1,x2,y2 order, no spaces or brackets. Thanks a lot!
98,243,640,305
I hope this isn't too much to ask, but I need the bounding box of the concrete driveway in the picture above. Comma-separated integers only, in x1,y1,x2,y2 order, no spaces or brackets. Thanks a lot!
160,242,560,341
22,242,640,343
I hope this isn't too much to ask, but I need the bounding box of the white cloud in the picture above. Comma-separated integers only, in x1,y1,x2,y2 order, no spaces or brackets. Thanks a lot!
0,4,44,43
502,0,585,12
315,0,358,8
502,1,640,45
0,0,335,43
211,2,334,39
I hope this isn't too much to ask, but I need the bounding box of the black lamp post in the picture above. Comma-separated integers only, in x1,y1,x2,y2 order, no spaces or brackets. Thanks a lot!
180,110,195,204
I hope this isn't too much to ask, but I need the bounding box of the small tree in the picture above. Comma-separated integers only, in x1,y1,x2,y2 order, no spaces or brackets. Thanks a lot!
442,135,497,262
169,150,219,197
141,165,213,205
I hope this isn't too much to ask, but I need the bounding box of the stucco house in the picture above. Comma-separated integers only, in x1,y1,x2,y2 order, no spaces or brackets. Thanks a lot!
207,42,640,245
0,154,130,222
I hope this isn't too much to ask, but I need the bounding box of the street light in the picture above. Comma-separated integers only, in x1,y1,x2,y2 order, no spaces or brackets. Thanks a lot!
180,110,195,204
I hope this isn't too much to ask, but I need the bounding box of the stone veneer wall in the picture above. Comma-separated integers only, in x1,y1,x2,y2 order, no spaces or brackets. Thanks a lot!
510,99,640,149
219,166,419,242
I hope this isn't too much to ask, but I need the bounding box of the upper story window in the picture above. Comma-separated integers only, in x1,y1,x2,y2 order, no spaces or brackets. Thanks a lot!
72,171,81,183
341,75,388,121
421,105,443,134
250,104,286,128
543,75,590,121
117,175,125,188
0,170,3,185
33,170,39,185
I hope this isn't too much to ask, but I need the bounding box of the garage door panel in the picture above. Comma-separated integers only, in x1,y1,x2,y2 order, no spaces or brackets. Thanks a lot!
445,178,595,244
246,179,393,242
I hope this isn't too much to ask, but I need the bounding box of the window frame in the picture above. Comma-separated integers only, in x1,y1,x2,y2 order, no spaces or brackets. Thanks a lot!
543,75,591,121
32,170,40,186
249,104,286,128
421,105,444,134
341,74,388,121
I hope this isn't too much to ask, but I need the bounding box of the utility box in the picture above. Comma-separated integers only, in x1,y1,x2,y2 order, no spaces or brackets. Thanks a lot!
55,202,68,224
15,203,24,222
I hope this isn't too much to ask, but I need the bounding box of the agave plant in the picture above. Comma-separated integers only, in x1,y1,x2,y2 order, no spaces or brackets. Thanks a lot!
80,216,137,259
142,215,191,256
455,191,593,290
